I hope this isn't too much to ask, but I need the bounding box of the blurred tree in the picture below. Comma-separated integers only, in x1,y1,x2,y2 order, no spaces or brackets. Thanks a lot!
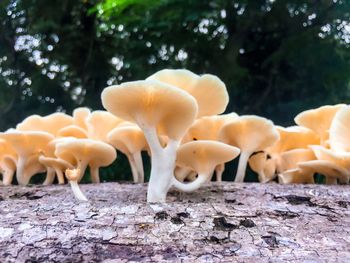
0,0,349,130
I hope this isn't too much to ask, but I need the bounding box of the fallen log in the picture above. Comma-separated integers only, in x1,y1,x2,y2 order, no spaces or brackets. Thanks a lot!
0,182,349,262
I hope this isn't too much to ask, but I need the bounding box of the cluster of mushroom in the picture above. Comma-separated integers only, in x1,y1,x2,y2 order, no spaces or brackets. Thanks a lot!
249,104,350,185
0,69,349,203
0,108,148,200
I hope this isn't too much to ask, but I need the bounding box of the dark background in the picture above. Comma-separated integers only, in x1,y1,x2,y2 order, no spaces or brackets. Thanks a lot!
1,0,349,182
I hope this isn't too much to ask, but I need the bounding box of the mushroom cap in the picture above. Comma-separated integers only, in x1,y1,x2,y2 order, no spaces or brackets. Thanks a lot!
248,152,276,183
107,124,148,155
176,140,240,174
55,138,117,167
0,129,54,156
294,104,345,142
266,126,320,155
57,125,88,138
277,148,316,173
219,115,279,153
73,107,91,130
184,113,239,142
329,105,350,152
278,168,314,184
39,156,74,170
17,113,73,136
147,69,229,117
101,80,198,140
309,145,350,169
298,160,350,184
86,110,124,142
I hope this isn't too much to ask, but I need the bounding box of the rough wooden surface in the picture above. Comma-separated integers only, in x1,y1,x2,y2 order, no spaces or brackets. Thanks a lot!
0,182,349,262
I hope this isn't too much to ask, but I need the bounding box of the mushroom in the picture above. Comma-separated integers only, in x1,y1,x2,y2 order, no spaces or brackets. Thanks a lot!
102,80,198,202
277,149,316,173
0,139,17,185
55,138,117,183
86,110,124,142
298,160,350,184
248,152,276,183
219,115,279,183
329,105,350,152
65,168,88,201
0,129,54,185
72,107,91,131
182,113,239,182
294,104,345,146
278,168,315,184
38,156,74,184
16,112,73,136
147,69,229,118
107,124,147,183
174,140,240,191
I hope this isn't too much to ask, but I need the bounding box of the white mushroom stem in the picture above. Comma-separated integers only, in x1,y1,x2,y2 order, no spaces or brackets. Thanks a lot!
16,156,28,185
56,169,65,184
172,173,208,192
89,166,100,184
235,151,251,183
76,160,88,182
69,180,88,201
43,168,55,185
143,127,179,203
1,169,14,186
127,152,144,183
215,163,225,182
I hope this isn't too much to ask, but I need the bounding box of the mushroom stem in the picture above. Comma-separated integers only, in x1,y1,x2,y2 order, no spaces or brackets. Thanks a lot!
43,168,55,185
172,173,208,192
127,154,139,183
16,157,28,185
89,166,100,183
133,151,144,183
77,160,88,182
215,163,225,182
69,180,88,201
235,151,251,183
1,169,14,185
145,132,179,203
56,169,65,184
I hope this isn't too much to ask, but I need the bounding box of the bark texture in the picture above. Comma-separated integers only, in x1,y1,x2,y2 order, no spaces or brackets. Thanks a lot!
0,182,349,262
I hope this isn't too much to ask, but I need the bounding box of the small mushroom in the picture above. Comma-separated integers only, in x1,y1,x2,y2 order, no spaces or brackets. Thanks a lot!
0,130,54,185
55,138,117,183
294,104,345,146
174,140,240,191
65,168,88,201
278,168,315,184
16,112,73,136
0,139,17,185
219,116,279,183
298,160,350,184
39,156,74,184
248,152,276,183
107,124,147,183
277,149,316,173
86,110,124,142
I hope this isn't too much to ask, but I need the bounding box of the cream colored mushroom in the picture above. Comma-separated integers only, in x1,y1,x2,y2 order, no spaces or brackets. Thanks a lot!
39,156,74,184
0,130,54,185
277,149,316,173
278,168,315,184
102,80,198,202
248,152,276,183
107,124,147,183
294,104,344,146
174,140,240,191
309,145,350,170
0,139,17,185
55,138,117,183
147,69,229,118
86,110,124,142
16,112,73,136
219,115,279,183
298,160,350,184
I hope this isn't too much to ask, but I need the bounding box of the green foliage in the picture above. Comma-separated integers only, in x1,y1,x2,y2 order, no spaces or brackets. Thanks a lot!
1,0,350,181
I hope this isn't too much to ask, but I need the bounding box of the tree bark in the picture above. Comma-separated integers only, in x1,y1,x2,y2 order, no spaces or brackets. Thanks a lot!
0,182,349,262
